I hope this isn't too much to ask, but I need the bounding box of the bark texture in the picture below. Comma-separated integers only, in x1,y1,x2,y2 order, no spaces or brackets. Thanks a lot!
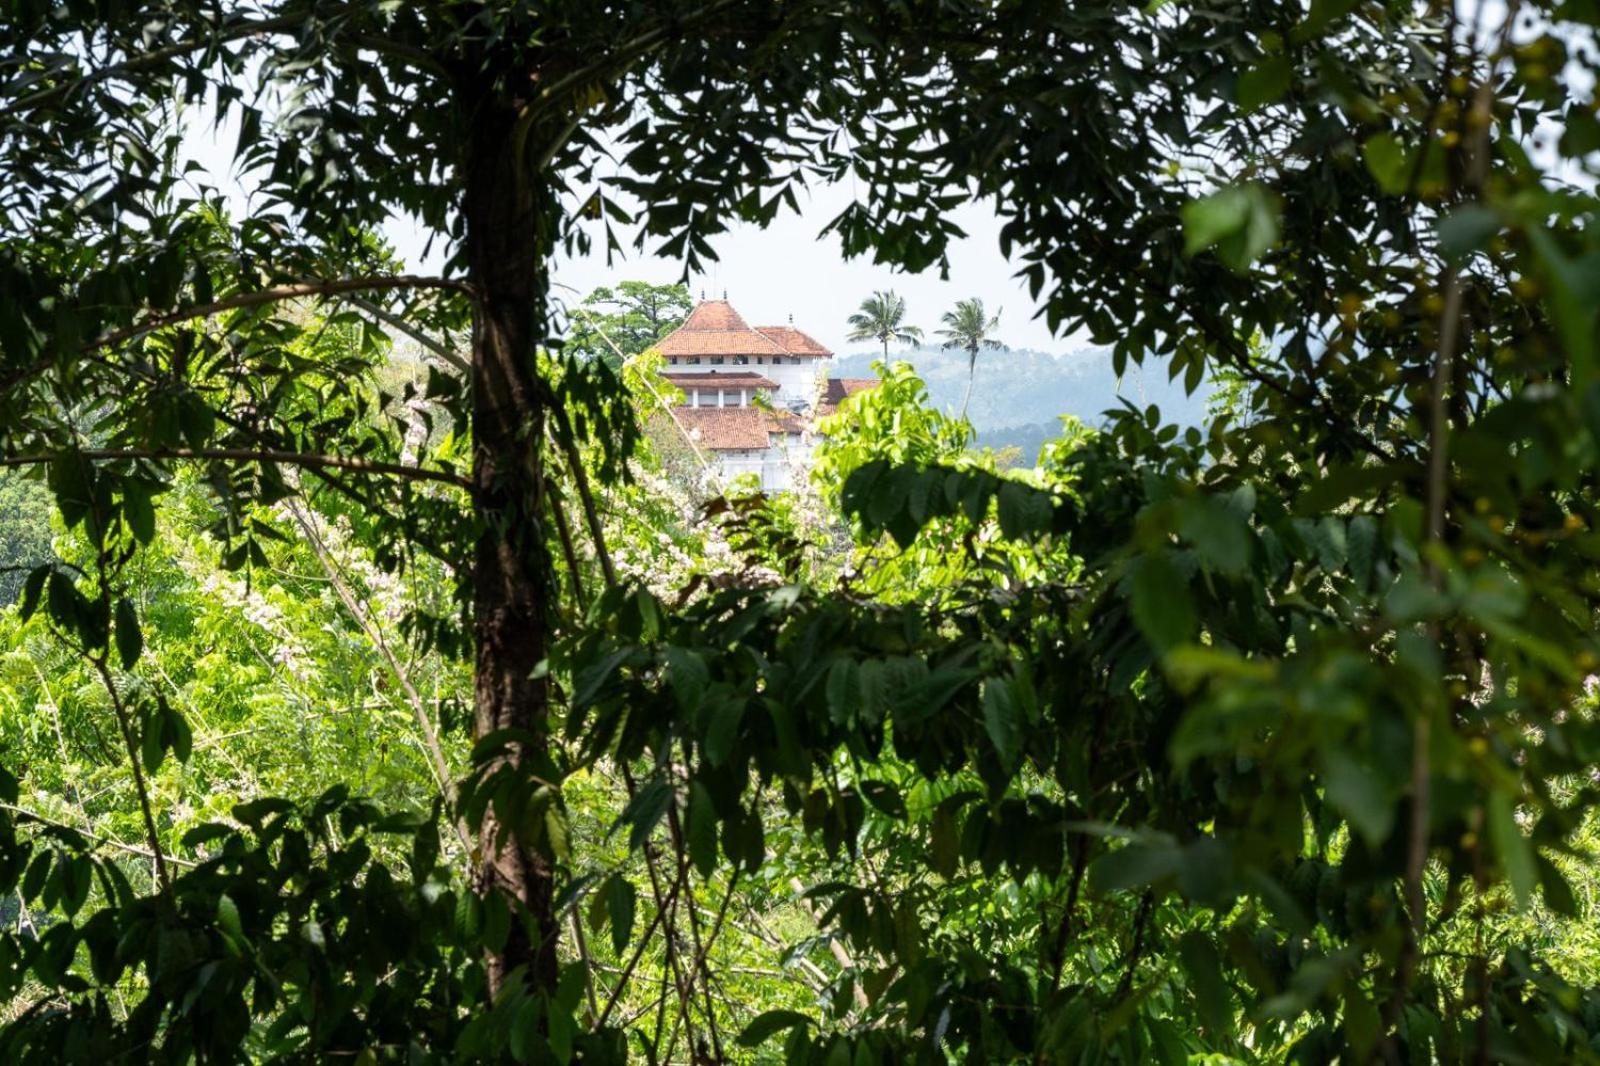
461,80,561,998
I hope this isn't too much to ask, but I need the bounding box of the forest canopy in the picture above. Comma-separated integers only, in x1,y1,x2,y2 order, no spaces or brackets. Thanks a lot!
5,1,1600,1063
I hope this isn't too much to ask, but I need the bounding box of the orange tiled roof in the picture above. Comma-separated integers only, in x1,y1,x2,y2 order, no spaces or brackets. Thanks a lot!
755,325,832,357
679,299,751,332
661,371,778,390
667,407,805,451
816,377,878,417
657,299,832,359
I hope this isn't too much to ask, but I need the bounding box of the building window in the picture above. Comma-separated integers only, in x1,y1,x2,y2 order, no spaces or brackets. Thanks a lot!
687,356,701,365
669,357,678,365
733,355,748,365
789,356,801,365
711,356,725,365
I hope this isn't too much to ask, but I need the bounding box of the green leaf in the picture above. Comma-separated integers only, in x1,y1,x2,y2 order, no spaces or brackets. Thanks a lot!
1488,790,1536,908
114,597,142,669
218,893,245,941
544,803,572,863
1362,134,1409,195
141,703,166,773
1527,226,1600,390
859,779,907,819
18,565,49,622
48,450,95,531
663,646,708,713
1178,495,1251,575
1236,54,1291,112
165,699,192,764
619,780,672,851
1347,515,1377,589
1090,837,1181,893
688,781,718,878
1182,184,1280,271
1128,553,1195,652
930,799,961,877
123,480,157,544
1322,749,1394,848
1297,0,1358,37
1437,205,1501,263
606,875,636,955
996,481,1052,539
982,678,1022,771
826,658,860,726
1178,931,1232,1034
1537,855,1578,917
703,698,744,767
737,1009,812,1048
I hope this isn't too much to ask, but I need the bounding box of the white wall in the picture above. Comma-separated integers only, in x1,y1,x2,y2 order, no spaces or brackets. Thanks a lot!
764,359,823,405
712,445,804,492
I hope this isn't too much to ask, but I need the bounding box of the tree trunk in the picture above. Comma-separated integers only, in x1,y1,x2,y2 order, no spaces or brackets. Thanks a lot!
460,83,561,999
960,347,977,420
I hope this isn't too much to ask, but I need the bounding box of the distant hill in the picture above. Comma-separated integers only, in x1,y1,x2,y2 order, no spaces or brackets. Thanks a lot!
831,345,1213,461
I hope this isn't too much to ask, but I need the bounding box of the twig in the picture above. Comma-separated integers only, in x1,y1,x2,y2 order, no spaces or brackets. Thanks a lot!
0,447,470,490
0,801,198,869
2,275,476,396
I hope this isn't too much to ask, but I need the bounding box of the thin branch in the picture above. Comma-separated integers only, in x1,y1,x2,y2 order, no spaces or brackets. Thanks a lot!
549,402,618,587
4,14,309,116
1,801,198,869
1113,892,1155,1001
0,447,471,490
92,276,478,353
283,499,472,855
598,869,684,1026
346,295,470,374
89,653,171,893
2,275,476,395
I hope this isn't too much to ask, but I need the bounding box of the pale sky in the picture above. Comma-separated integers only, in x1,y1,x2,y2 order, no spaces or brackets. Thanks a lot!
181,104,1074,357
391,181,1071,356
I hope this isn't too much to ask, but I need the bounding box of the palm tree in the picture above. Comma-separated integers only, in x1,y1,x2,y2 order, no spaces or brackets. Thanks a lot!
935,298,1005,419
845,290,925,360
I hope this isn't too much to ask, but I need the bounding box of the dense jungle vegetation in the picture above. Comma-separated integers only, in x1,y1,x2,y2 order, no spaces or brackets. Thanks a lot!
7,0,1600,1062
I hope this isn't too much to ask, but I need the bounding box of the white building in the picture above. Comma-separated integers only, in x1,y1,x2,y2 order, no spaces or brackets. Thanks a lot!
655,298,872,491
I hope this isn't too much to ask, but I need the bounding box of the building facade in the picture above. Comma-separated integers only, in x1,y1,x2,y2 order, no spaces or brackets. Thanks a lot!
654,298,872,491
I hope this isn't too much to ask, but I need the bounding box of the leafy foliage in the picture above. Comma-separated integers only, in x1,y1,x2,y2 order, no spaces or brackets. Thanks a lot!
6,0,1600,1063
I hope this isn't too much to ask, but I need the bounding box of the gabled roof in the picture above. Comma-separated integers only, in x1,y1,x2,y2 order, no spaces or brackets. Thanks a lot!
658,300,787,358
755,326,832,357
657,299,833,359
666,407,805,450
817,377,878,417
661,371,778,390
678,299,751,332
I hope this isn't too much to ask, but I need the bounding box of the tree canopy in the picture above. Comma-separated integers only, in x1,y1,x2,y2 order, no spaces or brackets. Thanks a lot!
5,0,1600,1063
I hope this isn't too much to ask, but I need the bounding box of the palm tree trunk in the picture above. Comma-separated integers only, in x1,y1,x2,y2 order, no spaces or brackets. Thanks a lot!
959,347,977,420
